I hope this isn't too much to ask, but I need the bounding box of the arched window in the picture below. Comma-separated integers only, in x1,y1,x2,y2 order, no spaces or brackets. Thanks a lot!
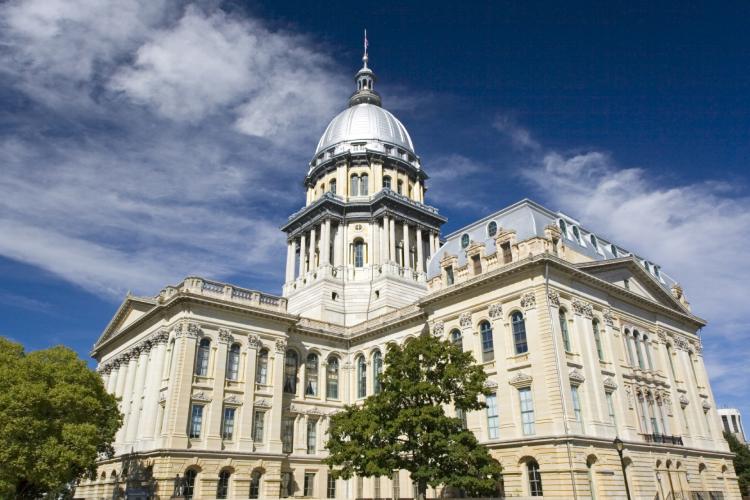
330,179,337,195
558,218,567,235
397,179,403,194
512,312,528,354
350,175,359,196
226,343,240,381
184,469,198,499
559,309,571,352
593,320,604,361
373,351,383,394
357,356,367,398
305,353,319,396
326,356,339,399
633,331,645,369
256,349,268,385
479,321,494,362
450,328,462,349
383,175,392,190
487,221,498,237
195,338,211,376
461,233,470,248
587,459,597,499
249,470,262,499
643,335,654,369
527,460,543,496
360,174,369,195
217,470,230,499
284,350,298,394
572,225,581,243
623,329,636,366
354,239,365,267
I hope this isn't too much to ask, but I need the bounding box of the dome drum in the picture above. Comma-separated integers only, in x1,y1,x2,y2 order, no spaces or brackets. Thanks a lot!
306,145,425,187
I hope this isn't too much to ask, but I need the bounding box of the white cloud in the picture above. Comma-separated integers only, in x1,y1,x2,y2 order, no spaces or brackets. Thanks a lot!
493,114,540,151
426,154,493,211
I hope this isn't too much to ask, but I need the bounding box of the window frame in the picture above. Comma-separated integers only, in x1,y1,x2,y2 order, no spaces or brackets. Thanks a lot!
479,320,494,362
195,338,211,376
221,406,236,440
226,343,240,381
512,311,528,354
519,387,535,435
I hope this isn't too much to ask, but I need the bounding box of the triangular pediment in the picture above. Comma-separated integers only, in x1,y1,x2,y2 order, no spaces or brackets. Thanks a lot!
575,258,687,313
93,295,157,351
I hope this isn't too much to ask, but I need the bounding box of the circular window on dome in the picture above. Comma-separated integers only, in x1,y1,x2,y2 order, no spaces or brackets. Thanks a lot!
461,234,470,249
487,221,498,238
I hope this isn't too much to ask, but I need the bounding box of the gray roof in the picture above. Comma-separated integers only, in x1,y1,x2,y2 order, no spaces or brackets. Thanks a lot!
426,199,679,292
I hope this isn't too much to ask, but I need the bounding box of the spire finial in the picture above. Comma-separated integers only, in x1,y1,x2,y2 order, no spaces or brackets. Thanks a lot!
363,29,369,69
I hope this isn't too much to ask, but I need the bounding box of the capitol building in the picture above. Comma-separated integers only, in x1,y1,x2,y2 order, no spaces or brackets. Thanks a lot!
76,49,741,500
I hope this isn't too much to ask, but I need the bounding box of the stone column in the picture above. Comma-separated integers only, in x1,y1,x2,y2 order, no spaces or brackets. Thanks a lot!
106,365,118,394
238,337,260,450
321,219,331,266
295,414,307,454
206,331,232,448
371,219,379,265
141,334,168,446
333,223,342,266
117,353,138,448
164,324,199,449
380,217,387,264
268,339,287,453
299,233,307,276
402,223,410,269
416,227,424,273
285,240,295,282
389,218,396,264
309,226,317,271
114,359,128,399
125,347,150,444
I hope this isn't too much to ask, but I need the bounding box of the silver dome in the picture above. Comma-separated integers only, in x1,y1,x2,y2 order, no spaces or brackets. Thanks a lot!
314,103,415,158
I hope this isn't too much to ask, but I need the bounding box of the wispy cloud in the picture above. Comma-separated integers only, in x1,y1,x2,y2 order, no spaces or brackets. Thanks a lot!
0,0,348,297
493,114,540,151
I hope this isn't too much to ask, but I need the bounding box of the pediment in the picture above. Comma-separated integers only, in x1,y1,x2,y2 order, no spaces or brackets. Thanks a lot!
93,295,157,351
575,258,687,314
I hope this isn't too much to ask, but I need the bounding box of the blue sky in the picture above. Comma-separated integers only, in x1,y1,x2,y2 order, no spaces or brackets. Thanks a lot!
1,1,749,420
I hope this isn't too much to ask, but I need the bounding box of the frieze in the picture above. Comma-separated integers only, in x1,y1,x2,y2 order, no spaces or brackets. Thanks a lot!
247,335,262,350
459,312,472,329
218,328,234,344
520,292,536,310
572,299,593,318
307,407,324,416
509,372,533,388
275,339,287,353
432,321,444,337
547,291,560,307
603,377,618,391
569,369,585,384
488,303,503,320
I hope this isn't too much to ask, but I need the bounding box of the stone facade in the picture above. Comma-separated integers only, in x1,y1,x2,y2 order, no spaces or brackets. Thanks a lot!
75,54,741,500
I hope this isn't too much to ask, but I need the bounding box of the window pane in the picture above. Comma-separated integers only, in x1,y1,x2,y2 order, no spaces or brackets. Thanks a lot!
519,388,535,435
282,416,294,453
284,351,298,394
307,419,317,454
486,393,499,439
252,411,265,443
593,321,604,361
189,404,203,438
357,356,366,398
305,354,319,397
256,349,268,385
226,344,240,380
480,321,494,362
373,351,383,394
559,310,570,352
350,175,359,196
327,357,339,399
222,407,235,440
528,462,543,496
196,339,210,376
512,312,528,354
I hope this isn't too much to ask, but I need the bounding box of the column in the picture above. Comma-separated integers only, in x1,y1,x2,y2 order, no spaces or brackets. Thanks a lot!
333,223,342,266
115,359,128,399
125,347,150,444
402,223,410,269
268,340,287,453
106,365,118,394
382,216,390,263
117,354,138,447
416,227,424,273
141,336,168,446
342,223,349,267
321,219,331,266
164,326,199,449
285,240,295,281
206,335,230,448
299,233,307,276
380,218,387,264
371,220,379,265
239,339,259,450
309,226,317,271
389,218,396,264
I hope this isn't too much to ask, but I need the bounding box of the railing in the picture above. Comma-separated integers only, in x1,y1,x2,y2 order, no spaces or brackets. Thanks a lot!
644,433,684,446
160,277,288,312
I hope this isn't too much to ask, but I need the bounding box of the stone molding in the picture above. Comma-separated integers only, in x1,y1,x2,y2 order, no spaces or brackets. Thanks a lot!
432,320,444,337
702,399,712,411
603,377,618,391
218,328,234,344
520,292,536,310
680,395,690,408
509,371,533,388
602,308,615,327
572,299,593,318
191,392,211,402
254,399,272,409
224,395,243,406
569,369,585,384
247,335,262,350
459,312,472,329
488,303,503,320
99,329,170,373
275,339,287,353
547,290,560,307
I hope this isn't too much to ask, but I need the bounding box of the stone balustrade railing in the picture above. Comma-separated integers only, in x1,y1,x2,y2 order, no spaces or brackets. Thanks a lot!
158,277,288,313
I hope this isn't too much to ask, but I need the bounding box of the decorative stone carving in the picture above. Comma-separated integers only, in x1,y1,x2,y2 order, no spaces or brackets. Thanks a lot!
520,292,536,310
275,339,287,353
484,379,499,390
674,336,689,351
187,323,202,337
509,371,533,388
624,385,634,409
663,395,673,416
572,299,593,318
224,395,242,406
191,392,211,402
307,407,323,416
602,309,615,327
287,404,303,414
679,395,689,408
432,321,444,337
693,340,704,355
218,328,234,344
488,303,503,319
247,335,262,349
569,369,585,384
656,329,667,343
603,377,618,391
702,399,711,411
459,312,472,329
254,399,272,408
158,393,166,404
547,290,560,307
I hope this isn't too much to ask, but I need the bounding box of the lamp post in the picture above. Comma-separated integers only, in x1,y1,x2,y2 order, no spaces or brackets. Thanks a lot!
614,437,632,500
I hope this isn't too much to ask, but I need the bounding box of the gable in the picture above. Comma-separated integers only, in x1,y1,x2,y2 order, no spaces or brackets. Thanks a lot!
585,267,659,301
94,296,157,351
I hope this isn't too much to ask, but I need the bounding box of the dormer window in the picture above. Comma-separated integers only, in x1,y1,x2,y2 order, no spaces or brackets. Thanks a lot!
590,234,598,250
445,265,454,285
487,221,498,237
558,218,567,236
461,234,470,249
383,176,392,190
610,244,618,257
572,225,582,243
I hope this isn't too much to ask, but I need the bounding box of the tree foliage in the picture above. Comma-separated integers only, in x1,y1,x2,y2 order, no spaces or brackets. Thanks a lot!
0,336,122,499
325,333,503,499
724,431,750,495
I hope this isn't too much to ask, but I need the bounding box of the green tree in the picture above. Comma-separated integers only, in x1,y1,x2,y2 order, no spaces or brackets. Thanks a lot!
325,332,503,499
724,431,750,495
0,336,122,499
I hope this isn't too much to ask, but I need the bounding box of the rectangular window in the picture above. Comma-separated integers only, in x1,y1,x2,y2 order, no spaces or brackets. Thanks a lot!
571,386,582,424
486,393,499,439
501,242,512,263
252,410,265,443
304,473,315,497
307,419,317,454
456,407,467,429
472,254,482,274
445,265,454,285
189,404,204,439
519,387,535,435
326,474,336,499
221,407,236,440
606,392,617,426
282,416,294,453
